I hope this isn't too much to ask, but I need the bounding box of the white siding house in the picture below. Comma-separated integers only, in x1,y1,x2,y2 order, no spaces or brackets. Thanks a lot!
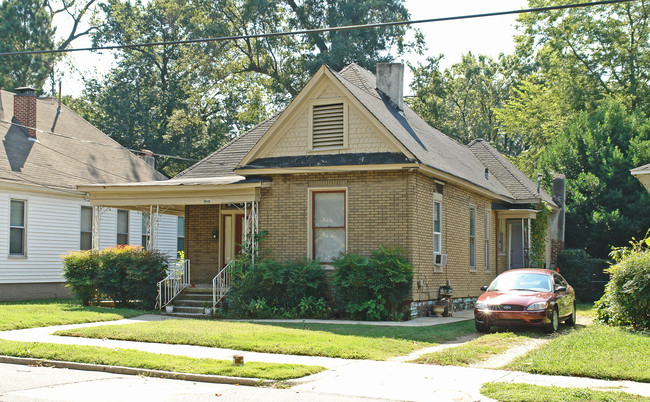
1,88,178,300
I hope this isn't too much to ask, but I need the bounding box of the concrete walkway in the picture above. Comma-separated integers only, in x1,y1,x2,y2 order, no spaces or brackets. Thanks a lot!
1,314,650,401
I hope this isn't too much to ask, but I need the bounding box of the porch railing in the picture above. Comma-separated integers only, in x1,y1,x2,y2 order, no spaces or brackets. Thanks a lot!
213,261,233,309
156,259,190,310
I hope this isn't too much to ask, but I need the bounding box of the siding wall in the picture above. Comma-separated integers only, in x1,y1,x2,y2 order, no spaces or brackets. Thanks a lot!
0,188,179,286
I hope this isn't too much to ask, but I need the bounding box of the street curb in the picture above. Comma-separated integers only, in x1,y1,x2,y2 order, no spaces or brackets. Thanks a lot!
0,355,276,387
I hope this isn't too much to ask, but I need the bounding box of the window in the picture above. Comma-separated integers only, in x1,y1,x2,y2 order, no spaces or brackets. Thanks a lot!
141,213,149,250
433,199,442,272
484,211,490,272
469,206,476,271
177,217,185,253
117,209,129,246
9,200,25,256
80,206,93,250
312,190,346,262
498,217,505,255
311,103,346,150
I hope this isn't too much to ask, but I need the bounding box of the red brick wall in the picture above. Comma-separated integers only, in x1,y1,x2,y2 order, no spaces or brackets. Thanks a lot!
14,93,37,138
185,204,220,283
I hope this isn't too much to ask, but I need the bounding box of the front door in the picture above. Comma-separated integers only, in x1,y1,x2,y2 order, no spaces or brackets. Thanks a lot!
222,213,244,268
508,220,524,269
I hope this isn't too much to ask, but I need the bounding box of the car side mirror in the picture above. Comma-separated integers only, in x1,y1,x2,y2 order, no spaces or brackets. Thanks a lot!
481,285,488,291
555,286,567,293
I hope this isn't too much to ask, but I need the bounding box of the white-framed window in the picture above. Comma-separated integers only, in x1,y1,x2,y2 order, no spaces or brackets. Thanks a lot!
469,205,476,271
177,217,185,253
309,101,348,151
9,199,26,256
141,213,149,250
484,210,490,272
117,209,129,246
311,189,346,263
498,217,505,255
433,196,443,272
80,206,93,250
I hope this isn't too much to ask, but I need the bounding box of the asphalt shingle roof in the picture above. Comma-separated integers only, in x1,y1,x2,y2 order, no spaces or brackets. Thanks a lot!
0,90,165,191
174,64,553,206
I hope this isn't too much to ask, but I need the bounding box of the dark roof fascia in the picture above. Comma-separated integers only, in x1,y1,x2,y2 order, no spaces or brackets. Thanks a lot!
238,152,415,170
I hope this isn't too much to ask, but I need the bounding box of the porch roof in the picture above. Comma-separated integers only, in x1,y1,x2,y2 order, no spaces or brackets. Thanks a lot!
77,176,267,215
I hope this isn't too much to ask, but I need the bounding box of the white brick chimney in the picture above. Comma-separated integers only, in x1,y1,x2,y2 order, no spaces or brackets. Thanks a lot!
14,87,38,139
376,63,404,111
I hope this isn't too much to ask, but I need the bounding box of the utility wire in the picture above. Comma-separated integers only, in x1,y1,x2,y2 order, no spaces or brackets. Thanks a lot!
0,119,198,162
0,0,637,57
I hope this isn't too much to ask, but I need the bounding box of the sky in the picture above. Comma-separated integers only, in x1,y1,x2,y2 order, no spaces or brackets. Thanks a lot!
52,0,528,98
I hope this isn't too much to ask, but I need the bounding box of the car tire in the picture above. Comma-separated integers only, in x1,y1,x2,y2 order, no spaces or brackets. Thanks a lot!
475,320,490,333
546,307,559,334
565,302,576,326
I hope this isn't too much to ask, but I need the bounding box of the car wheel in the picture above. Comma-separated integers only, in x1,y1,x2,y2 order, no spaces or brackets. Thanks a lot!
546,307,559,334
475,320,490,333
565,302,576,326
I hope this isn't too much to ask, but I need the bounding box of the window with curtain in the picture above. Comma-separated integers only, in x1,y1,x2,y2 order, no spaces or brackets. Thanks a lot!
80,206,92,250
117,209,129,246
10,200,26,256
312,191,346,262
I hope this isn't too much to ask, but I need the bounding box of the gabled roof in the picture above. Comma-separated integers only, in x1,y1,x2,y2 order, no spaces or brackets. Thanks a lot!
468,139,555,205
176,64,554,206
0,89,165,193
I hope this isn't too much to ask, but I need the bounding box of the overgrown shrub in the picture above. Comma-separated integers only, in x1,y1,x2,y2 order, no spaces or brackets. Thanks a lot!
557,249,608,302
62,250,100,305
596,236,650,330
62,245,169,309
227,258,325,318
331,246,413,321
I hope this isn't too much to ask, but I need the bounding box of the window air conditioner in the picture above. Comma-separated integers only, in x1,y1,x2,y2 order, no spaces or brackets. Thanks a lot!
434,254,447,266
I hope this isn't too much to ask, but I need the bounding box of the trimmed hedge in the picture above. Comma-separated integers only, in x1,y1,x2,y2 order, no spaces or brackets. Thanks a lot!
63,246,169,309
226,258,326,318
331,246,413,321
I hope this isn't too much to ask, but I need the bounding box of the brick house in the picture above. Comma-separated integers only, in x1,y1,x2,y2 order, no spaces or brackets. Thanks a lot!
80,63,564,314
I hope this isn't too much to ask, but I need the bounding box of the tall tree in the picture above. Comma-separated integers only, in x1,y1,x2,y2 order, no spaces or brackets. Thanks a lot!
0,0,56,91
538,99,650,258
408,53,515,152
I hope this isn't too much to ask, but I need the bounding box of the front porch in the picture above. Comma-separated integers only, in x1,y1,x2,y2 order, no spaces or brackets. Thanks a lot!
78,176,267,310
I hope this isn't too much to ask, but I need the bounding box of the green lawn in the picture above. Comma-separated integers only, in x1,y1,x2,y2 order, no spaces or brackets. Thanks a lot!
56,319,476,360
411,332,534,366
0,299,146,331
507,324,650,383
480,383,650,402
0,339,323,380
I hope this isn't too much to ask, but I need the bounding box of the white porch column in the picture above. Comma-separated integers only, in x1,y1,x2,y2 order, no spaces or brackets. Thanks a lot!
144,205,160,251
92,206,106,251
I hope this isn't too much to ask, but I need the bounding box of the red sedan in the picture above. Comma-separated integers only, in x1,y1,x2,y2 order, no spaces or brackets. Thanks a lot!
474,269,576,333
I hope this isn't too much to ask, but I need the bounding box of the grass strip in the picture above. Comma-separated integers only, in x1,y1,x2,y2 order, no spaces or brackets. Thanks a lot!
0,299,145,331
56,320,475,360
0,339,323,380
411,332,531,366
508,324,650,383
480,382,650,402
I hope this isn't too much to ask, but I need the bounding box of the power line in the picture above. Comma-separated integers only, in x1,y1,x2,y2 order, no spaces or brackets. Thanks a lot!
0,0,637,57
0,119,198,162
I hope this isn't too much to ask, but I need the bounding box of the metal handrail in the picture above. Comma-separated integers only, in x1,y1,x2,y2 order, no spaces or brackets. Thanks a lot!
212,261,233,309
156,259,190,310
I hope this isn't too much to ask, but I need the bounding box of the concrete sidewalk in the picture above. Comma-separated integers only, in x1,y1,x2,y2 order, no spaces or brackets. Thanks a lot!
1,314,649,401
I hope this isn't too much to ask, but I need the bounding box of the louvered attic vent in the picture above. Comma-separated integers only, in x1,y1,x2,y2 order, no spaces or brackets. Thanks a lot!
312,103,344,149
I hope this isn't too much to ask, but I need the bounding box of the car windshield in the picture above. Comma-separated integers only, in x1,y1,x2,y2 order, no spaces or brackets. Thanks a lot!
487,272,552,292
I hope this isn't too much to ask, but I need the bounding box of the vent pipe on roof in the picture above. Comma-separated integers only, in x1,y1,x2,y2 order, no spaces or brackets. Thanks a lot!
140,149,155,169
14,87,38,140
376,63,404,111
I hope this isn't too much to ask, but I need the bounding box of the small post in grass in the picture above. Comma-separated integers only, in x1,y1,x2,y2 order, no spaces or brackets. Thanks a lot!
233,354,244,366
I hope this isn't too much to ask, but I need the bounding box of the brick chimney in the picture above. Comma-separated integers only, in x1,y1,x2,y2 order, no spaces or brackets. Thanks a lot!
14,87,38,139
376,63,404,111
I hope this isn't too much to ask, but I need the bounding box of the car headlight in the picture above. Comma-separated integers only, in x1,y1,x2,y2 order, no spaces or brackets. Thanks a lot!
475,301,488,310
527,302,548,311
